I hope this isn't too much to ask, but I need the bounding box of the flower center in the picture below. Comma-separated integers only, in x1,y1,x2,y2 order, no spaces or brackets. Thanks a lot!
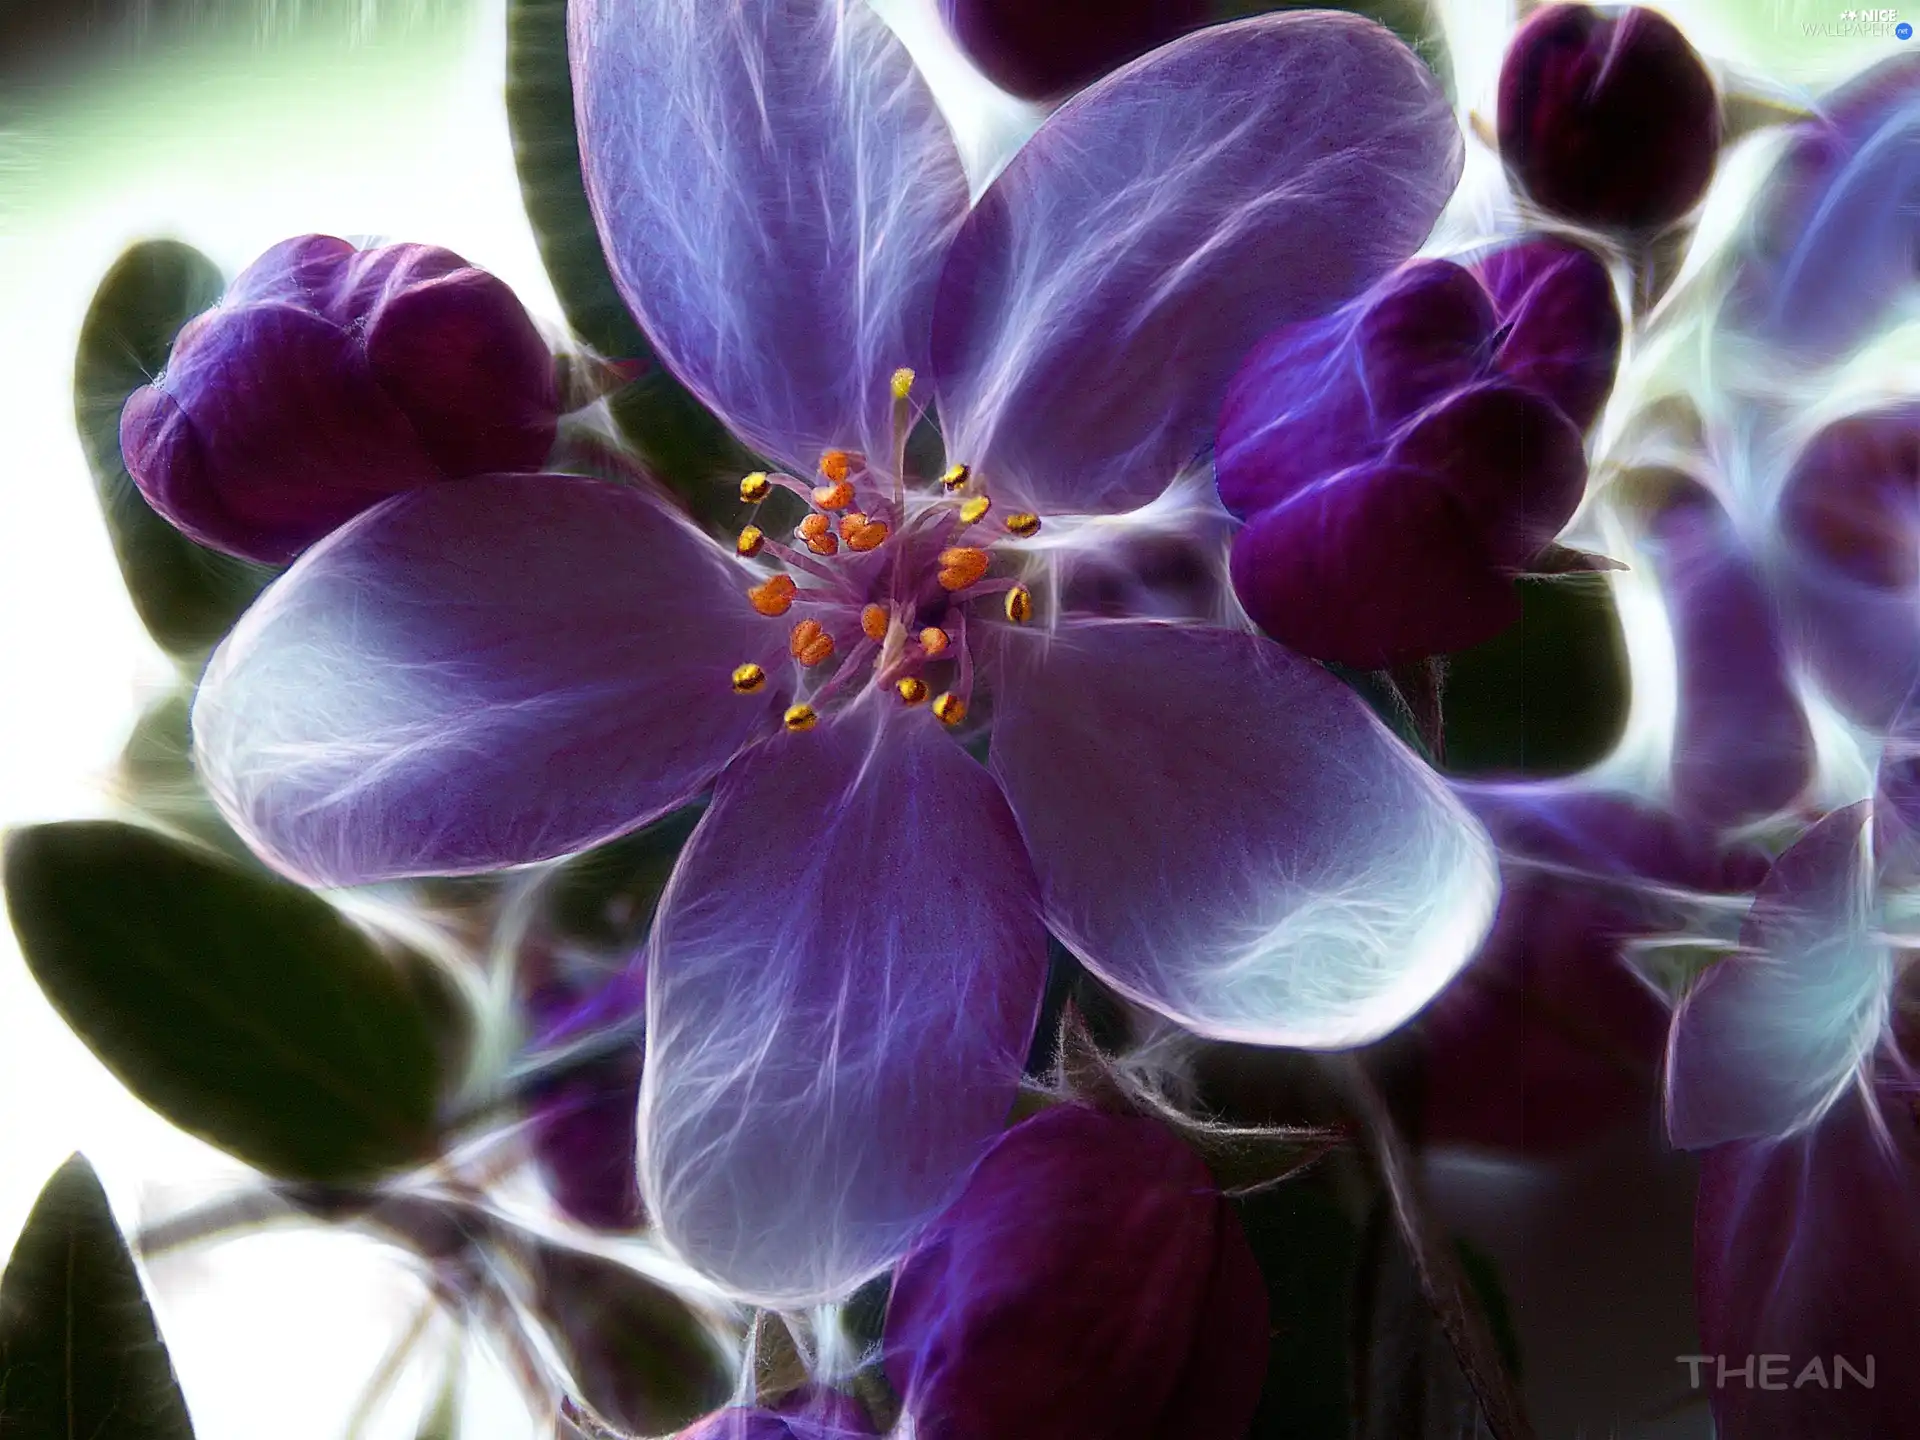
727,369,1042,733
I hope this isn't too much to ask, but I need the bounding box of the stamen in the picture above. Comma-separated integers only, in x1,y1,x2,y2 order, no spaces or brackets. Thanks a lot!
813,480,856,511
789,619,835,667
1004,512,1042,538
958,496,991,527
896,676,929,706
819,450,853,484
932,692,968,726
941,463,971,492
862,604,891,642
731,663,767,694
749,575,799,617
736,525,766,558
938,546,991,591
798,513,839,557
842,514,890,551
919,626,949,657
783,703,818,732
1004,584,1033,624
739,472,772,504
890,368,916,400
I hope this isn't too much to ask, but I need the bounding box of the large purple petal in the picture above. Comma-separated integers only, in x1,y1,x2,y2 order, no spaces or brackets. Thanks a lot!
192,474,784,887
1695,1075,1920,1438
1472,235,1622,433
987,621,1497,1048
932,12,1460,515
1648,482,1812,828
1666,804,1888,1149
639,704,1048,1306
571,0,968,472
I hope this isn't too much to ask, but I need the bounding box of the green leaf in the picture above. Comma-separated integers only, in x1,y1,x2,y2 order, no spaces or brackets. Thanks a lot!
540,802,705,953
3,822,443,1183
0,1154,197,1440
504,0,751,518
115,690,255,866
1441,574,1631,779
523,1237,735,1433
1213,1,1452,96
75,240,276,659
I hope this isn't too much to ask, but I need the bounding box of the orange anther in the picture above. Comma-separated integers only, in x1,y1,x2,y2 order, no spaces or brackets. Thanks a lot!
820,450,853,484
861,604,891,642
1004,512,1042,538
798,512,838,556
896,676,929,705
937,546,991,591
843,514,890,551
919,626,950,657
813,480,856,511
736,525,766,558
789,619,835,667
748,575,798,617
932,692,968,726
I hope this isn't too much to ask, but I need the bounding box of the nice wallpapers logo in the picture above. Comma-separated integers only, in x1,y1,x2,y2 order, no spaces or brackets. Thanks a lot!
1805,8,1914,37
1677,1355,1878,1391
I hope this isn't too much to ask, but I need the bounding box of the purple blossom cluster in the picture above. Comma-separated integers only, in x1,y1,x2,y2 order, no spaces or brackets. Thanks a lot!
42,0,1920,1435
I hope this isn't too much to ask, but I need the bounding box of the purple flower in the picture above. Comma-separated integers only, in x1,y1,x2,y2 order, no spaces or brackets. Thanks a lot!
192,0,1495,1304
938,0,1204,102
1423,782,1763,1154
120,235,558,565
1774,404,1920,727
1217,237,1619,667
1497,4,1720,233
883,1105,1267,1440
679,1393,876,1440
1727,54,1920,364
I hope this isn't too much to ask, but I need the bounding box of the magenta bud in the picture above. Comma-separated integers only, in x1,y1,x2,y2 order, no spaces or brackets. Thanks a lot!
120,234,558,565
1497,4,1720,233
884,1104,1267,1440
938,0,1204,102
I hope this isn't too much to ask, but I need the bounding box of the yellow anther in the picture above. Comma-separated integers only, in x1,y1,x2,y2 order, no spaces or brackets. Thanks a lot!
861,604,891,642
937,546,991,591
959,496,992,526
941,463,971,491
731,662,767,694
813,480,856,511
896,676,929,705
789,619,835,667
842,514,890,551
890,367,916,400
736,524,766,558
1004,584,1033,624
748,574,798,617
1004,512,1042,538
798,512,839,556
783,703,818,732
919,626,950,657
739,471,772,503
820,450,853,484
932,692,968,726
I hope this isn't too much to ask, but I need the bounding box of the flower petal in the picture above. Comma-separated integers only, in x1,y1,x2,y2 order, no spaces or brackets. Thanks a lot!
1695,1078,1920,1439
193,474,783,887
932,12,1460,515
571,0,969,471
987,620,1498,1048
640,704,1048,1306
1666,803,1889,1149
1471,235,1621,433
1875,680,1920,887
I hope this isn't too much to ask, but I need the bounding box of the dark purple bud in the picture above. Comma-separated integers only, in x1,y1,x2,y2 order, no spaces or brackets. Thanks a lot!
1497,4,1720,233
1644,476,1812,828
884,1104,1266,1440
1775,405,1920,727
1218,244,1615,667
938,0,1204,102
120,234,557,564
1424,784,1764,1153
1694,1073,1920,1438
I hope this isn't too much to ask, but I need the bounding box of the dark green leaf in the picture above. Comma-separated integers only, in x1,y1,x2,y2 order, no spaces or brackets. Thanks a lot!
0,1154,196,1440
3,822,442,1183
1213,1,1452,96
1440,574,1631,778
75,241,275,658
115,691,254,865
525,1238,734,1433
541,802,705,953
504,0,750,518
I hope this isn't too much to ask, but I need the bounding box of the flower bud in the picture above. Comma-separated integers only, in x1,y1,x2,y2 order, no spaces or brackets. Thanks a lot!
884,1104,1267,1440
939,0,1204,102
121,234,557,564
1497,4,1719,233
1217,239,1618,668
